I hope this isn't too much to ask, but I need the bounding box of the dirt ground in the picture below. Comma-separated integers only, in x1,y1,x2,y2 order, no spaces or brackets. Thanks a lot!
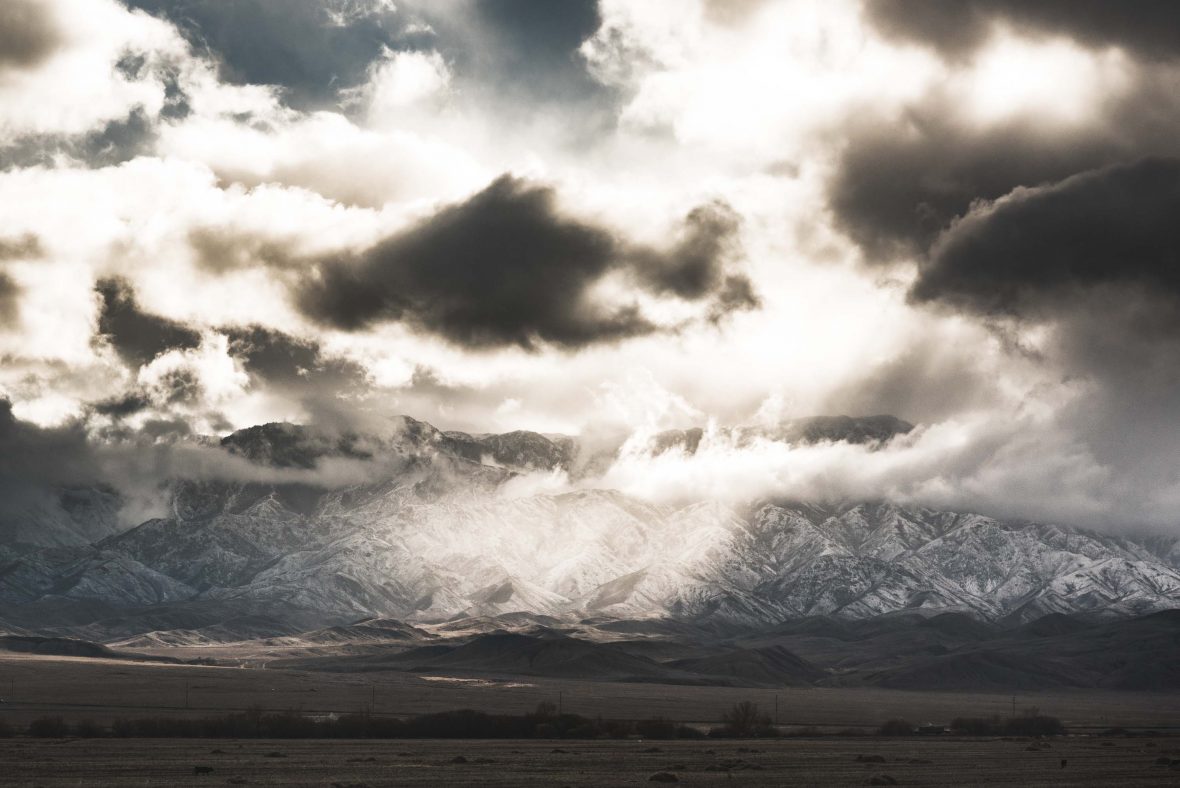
1,736,1179,786
1,653,1178,785
1,654,1177,732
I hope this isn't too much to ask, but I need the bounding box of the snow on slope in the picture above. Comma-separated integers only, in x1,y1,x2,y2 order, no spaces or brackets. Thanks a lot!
2,419,1178,632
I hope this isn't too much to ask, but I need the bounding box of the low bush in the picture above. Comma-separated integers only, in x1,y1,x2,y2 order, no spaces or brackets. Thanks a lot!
636,717,678,739
1004,715,1066,737
27,716,70,738
950,716,1003,736
948,715,1065,737
68,707,777,740
708,701,780,738
877,718,913,736
73,719,106,738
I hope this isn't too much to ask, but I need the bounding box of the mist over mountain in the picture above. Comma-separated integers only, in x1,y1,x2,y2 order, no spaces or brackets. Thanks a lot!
1,413,1175,655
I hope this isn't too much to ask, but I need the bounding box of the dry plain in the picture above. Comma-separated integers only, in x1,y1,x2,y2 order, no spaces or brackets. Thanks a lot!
2,736,1180,786
0,653,1178,785
1,654,1178,731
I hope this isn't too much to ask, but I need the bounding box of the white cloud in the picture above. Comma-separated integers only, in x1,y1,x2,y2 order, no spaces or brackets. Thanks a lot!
349,49,452,121
0,0,186,141
0,0,1174,532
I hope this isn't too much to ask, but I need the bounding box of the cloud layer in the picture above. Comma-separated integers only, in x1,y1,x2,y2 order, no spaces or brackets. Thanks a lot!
1,0,1179,533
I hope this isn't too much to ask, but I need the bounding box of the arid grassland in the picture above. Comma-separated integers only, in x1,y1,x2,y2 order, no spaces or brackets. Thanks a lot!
2,736,1179,786
1,654,1177,731
2,654,1178,785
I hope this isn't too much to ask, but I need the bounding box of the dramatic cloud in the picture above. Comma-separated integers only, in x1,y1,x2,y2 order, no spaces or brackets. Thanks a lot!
226,325,365,388
96,277,202,367
0,398,101,488
826,74,1180,263
829,110,1124,261
914,158,1180,316
92,392,152,419
864,0,1180,62
296,175,756,349
5,0,1180,534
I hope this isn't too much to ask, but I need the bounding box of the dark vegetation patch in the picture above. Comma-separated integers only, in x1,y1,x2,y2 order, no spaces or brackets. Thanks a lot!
16,704,1069,741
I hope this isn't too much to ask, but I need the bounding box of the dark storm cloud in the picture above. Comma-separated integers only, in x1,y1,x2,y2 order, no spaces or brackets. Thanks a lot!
632,201,743,299
295,176,754,349
125,0,413,109
913,158,1180,316
224,324,368,389
223,325,374,433
827,67,1180,263
0,0,62,70
0,399,100,486
95,278,202,367
864,0,1180,61
92,392,152,419
899,156,1180,492
829,108,1129,261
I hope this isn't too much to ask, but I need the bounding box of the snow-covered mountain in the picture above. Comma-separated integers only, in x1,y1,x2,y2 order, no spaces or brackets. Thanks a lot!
1,417,1177,637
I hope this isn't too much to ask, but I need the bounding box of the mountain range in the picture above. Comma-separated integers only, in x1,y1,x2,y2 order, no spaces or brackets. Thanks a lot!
1,414,1177,650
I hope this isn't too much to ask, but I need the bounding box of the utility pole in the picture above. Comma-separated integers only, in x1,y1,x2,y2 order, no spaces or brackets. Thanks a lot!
558,691,563,716
775,694,779,726
371,683,376,713
184,681,190,710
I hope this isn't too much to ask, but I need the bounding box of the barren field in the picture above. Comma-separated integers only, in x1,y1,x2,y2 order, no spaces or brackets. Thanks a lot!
2,736,1179,786
1,654,1177,732
2,653,1178,785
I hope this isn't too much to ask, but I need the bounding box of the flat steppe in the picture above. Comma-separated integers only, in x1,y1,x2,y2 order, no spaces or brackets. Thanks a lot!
2,737,1179,786
1,653,1178,786
1,654,1177,731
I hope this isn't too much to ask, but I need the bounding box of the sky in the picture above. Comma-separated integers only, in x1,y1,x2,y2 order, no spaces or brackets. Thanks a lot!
2,0,1180,531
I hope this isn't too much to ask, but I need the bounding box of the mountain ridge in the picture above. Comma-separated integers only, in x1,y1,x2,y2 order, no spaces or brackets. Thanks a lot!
0,413,1176,642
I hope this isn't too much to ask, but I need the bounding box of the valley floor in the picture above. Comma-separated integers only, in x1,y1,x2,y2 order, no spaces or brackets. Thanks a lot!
1,654,1178,732
2,737,1179,786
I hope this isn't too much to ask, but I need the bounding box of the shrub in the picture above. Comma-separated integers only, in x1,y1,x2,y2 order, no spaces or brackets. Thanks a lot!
0,720,15,738
29,706,792,741
1004,715,1066,737
719,701,771,738
636,718,678,739
73,719,106,738
27,716,69,738
951,716,1003,736
877,718,914,736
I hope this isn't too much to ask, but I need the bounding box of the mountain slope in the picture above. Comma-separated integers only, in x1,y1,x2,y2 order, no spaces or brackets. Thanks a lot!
0,416,1176,639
